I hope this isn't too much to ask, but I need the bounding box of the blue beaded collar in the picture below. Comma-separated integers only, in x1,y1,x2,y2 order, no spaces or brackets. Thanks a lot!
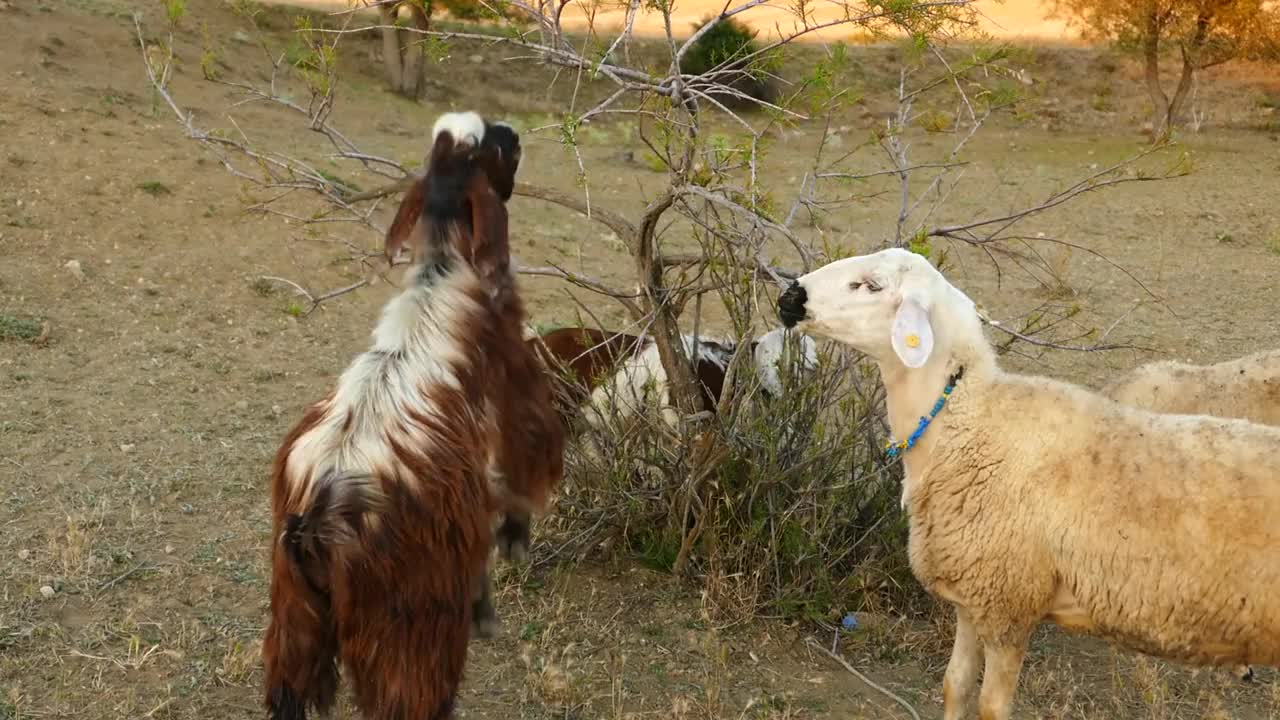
884,367,965,460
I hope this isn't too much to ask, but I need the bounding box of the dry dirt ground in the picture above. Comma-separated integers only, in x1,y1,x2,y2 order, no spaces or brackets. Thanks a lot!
2,2,1280,719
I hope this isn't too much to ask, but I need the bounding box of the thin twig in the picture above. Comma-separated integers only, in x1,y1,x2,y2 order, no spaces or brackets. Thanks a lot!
805,637,922,720
98,563,155,592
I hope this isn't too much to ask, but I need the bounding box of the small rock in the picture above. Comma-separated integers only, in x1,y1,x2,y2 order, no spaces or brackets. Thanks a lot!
120,443,136,454
232,30,252,44
65,259,85,282
164,544,174,555
469,54,484,64
271,404,283,416
39,585,56,599
235,400,249,411
17,549,30,561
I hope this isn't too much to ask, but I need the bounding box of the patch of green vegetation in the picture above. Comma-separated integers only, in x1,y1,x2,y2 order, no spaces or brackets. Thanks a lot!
285,301,307,318
317,169,361,195
916,109,954,133
519,620,546,642
137,180,171,197
252,369,286,384
250,278,277,297
0,314,43,342
164,0,187,25
226,559,262,586
1255,93,1280,110
680,16,780,104
632,527,681,572
531,320,570,335
640,151,668,173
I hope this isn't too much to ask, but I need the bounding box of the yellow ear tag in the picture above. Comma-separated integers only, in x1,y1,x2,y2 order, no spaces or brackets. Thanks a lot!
905,334,921,348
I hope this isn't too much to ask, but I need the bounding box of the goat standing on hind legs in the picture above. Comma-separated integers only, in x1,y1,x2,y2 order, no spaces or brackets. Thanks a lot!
262,111,534,720
384,118,565,638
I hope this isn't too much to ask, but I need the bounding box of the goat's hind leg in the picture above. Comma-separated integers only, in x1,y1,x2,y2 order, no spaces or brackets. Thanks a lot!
471,561,499,639
262,554,340,719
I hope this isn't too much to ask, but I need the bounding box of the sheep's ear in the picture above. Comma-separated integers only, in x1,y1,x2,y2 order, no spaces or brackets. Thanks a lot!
891,295,933,368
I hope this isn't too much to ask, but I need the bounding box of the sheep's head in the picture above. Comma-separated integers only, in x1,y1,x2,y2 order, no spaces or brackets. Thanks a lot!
778,248,971,370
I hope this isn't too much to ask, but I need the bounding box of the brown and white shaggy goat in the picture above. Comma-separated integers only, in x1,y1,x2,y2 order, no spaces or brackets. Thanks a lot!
262,112,536,720
382,120,565,629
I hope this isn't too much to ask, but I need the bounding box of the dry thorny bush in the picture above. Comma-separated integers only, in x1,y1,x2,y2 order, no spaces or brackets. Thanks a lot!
135,0,1188,626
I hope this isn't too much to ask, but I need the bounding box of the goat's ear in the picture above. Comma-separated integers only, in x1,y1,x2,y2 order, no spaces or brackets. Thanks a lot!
891,293,933,368
466,170,509,283
384,175,427,264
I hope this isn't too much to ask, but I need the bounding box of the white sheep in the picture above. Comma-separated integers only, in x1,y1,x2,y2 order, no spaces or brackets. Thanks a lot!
777,247,1280,720
1102,348,1280,426
1102,346,1280,683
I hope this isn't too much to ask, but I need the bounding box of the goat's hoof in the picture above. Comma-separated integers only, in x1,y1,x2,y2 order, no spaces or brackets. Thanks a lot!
496,517,531,565
499,537,530,565
472,615,500,640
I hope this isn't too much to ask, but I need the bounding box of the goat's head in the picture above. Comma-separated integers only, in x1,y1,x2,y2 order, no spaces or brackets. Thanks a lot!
384,112,522,275
478,121,521,202
778,248,976,370
750,327,818,397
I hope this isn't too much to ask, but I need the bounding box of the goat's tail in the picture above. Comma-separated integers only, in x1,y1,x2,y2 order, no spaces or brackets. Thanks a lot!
263,471,386,720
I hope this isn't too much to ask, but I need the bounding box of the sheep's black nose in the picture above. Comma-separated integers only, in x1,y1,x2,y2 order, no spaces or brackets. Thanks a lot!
777,281,807,328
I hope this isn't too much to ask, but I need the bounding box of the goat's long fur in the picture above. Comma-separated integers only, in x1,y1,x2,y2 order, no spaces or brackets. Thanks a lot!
263,112,522,720
383,113,562,570
782,248,1280,720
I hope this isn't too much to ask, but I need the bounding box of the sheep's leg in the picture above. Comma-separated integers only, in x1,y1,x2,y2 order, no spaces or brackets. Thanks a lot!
942,608,982,720
1235,664,1255,682
976,639,1028,720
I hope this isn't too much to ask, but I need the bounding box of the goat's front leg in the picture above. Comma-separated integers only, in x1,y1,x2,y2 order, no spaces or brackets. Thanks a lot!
495,509,531,565
943,607,983,720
